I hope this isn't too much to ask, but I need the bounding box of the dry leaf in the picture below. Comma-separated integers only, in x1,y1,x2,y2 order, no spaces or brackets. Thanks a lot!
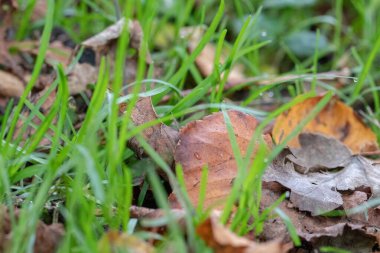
263,137,380,215
272,96,378,153
67,63,98,95
82,18,150,62
171,110,272,209
287,133,352,174
8,40,72,67
0,69,24,97
31,0,47,21
82,18,126,52
98,231,155,253
196,211,291,253
129,206,185,220
260,187,380,252
181,26,246,88
342,191,368,220
0,206,64,253
127,97,179,168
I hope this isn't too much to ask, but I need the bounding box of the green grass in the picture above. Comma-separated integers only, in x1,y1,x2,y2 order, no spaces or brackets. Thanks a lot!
1,0,380,252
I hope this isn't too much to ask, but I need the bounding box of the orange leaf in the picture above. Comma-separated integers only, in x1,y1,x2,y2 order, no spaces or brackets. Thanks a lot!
196,211,291,253
272,96,378,153
171,110,272,209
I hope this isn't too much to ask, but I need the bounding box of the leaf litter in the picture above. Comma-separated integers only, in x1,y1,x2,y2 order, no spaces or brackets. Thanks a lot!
2,3,380,253
263,134,380,215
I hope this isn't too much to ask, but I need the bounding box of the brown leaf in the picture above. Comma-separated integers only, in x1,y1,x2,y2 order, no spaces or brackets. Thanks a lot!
31,0,47,21
129,206,185,220
272,96,378,153
287,133,352,174
8,40,72,67
67,63,98,95
263,143,380,215
196,211,291,253
172,110,272,209
260,187,380,252
0,69,24,97
181,26,247,88
98,231,155,253
34,222,65,253
82,18,126,52
82,19,150,62
127,97,179,168
342,191,368,220
0,206,64,253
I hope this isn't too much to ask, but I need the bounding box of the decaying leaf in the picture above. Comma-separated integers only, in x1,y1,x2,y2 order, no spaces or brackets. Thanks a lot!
196,211,291,253
0,206,64,253
287,133,352,173
81,18,127,52
8,40,72,67
181,26,247,88
0,69,24,97
263,134,380,215
127,97,179,168
342,191,368,220
67,63,98,95
129,205,185,220
272,96,378,153
260,188,380,252
82,18,150,62
81,19,175,167
172,110,272,209
31,0,47,21
98,231,155,253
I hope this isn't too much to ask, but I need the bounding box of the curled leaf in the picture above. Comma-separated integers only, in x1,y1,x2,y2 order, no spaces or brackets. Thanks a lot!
272,96,378,153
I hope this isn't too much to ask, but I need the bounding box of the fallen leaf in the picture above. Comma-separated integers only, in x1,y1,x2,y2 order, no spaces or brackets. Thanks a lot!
98,230,155,253
197,211,291,253
67,63,98,95
342,191,368,220
129,206,185,220
82,18,126,52
0,0,24,77
82,18,150,63
0,206,64,253
127,97,179,169
0,69,24,97
8,40,72,67
84,19,178,170
181,26,247,88
272,95,378,153
263,136,380,215
260,187,380,252
286,132,352,174
31,0,47,21
171,110,272,209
